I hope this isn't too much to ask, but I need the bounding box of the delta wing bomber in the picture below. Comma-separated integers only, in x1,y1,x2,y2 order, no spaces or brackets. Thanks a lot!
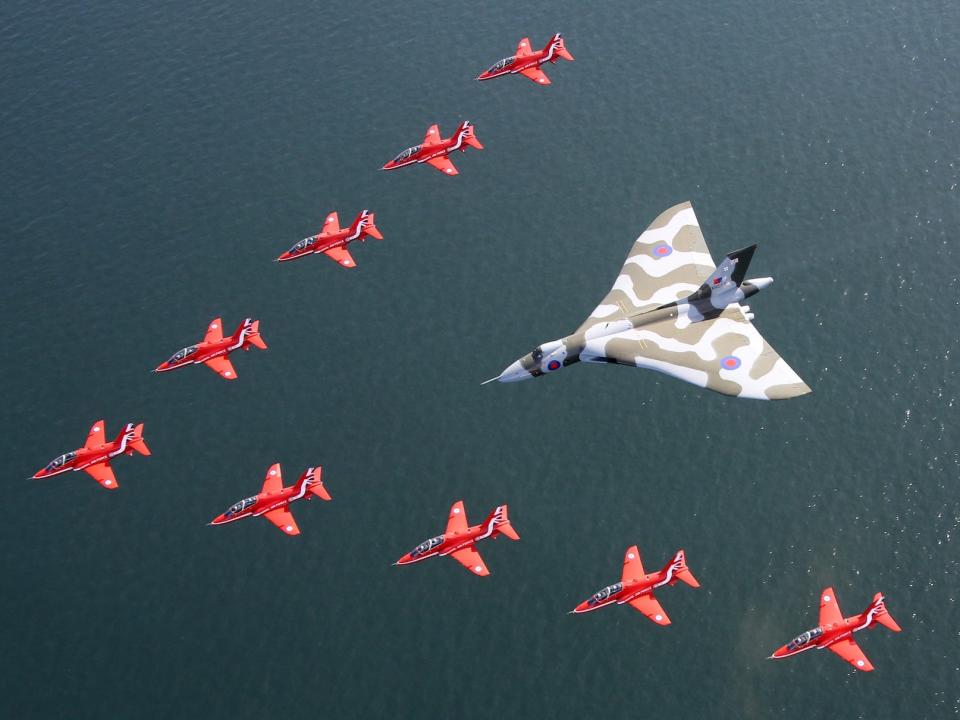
485,201,811,400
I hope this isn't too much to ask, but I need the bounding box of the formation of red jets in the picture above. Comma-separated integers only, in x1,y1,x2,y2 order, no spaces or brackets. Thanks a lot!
31,32,902,675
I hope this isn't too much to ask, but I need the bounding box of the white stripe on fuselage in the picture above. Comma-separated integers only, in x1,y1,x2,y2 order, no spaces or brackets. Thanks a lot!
441,507,501,555
253,472,314,516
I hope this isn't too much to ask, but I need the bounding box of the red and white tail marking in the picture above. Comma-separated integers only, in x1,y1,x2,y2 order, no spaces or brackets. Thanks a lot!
866,593,902,632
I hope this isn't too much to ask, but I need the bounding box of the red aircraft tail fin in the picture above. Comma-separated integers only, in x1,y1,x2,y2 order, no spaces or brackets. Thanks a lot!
545,32,574,62
235,318,268,350
299,466,331,501
486,504,520,541
115,422,151,456
351,209,383,241
666,549,700,588
868,593,902,632
456,121,484,151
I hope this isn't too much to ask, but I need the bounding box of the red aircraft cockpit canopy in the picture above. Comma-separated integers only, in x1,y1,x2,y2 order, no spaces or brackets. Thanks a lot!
393,145,422,163
45,451,77,471
786,627,823,652
411,535,444,558
168,345,199,365
488,56,515,73
225,495,258,518
588,582,623,606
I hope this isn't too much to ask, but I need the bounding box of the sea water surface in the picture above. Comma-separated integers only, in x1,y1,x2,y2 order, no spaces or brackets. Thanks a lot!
1,1,958,718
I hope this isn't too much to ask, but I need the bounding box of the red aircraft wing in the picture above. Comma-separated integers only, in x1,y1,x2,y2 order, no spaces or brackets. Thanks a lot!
515,37,533,57
261,463,283,496
263,506,300,536
84,420,106,450
446,500,469,535
621,545,645,583
520,66,551,85
426,155,459,176
323,246,357,268
203,355,238,380
320,212,341,236
450,544,489,576
204,318,224,344
827,637,874,671
819,587,844,626
422,124,443,147
627,593,671,625
84,461,118,490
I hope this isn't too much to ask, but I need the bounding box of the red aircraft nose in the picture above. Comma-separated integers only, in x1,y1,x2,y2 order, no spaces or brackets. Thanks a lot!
769,645,791,660
209,514,227,526
31,468,48,479
394,553,414,566
154,362,170,373
276,252,292,262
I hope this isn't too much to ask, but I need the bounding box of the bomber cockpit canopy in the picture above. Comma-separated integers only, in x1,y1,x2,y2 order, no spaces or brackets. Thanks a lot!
411,534,444,558
394,145,421,163
45,451,77,471
588,583,623,606
225,495,258,517
489,56,515,73
531,347,544,363
168,345,199,364
786,627,823,651
289,236,316,255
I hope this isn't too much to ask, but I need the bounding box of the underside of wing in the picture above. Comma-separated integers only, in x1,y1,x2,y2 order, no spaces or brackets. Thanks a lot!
263,507,300,536
445,500,469,535
84,420,106,450
320,211,341,236
577,202,715,336
520,65,550,85
204,318,224,344
827,637,874,671
627,593,671,625
582,305,811,400
204,355,238,380
323,246,357,268
819,587,844,627
449,544,489,576
621,545,645,583
84,461,118,489
426,155,458,175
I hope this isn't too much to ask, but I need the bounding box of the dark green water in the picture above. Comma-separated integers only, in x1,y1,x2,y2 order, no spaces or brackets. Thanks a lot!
2,1,958,717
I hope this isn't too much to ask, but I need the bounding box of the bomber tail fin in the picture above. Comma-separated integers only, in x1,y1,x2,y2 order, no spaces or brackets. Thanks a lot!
299,466,331,501
235,318,268,350
456,121,484,151
665,549,700,588
700,245,756,293
868,593,902,632
545,32,574,62
486,504,520,541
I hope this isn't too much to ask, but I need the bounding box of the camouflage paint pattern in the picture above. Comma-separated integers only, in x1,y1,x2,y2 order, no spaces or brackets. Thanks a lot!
493,202,811,400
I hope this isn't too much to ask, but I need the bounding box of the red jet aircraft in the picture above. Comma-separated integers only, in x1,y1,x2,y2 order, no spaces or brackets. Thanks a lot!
210,464,331,536
277,209,383,267
154,317,266,380
769,587,901,671
31,420,150,490
571,546,700,625
382,121,483,176
395,501,519,575
477,33,574,85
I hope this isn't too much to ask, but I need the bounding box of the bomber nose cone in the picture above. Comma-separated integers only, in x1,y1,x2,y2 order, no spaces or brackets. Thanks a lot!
498,359,530,383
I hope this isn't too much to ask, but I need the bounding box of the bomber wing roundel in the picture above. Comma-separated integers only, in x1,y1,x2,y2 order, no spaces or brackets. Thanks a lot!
577,202,715,336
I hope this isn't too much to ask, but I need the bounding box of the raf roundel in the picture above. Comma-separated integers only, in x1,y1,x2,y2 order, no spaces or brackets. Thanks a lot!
547,360,561,371
720,355,742,371
652,243,673,258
